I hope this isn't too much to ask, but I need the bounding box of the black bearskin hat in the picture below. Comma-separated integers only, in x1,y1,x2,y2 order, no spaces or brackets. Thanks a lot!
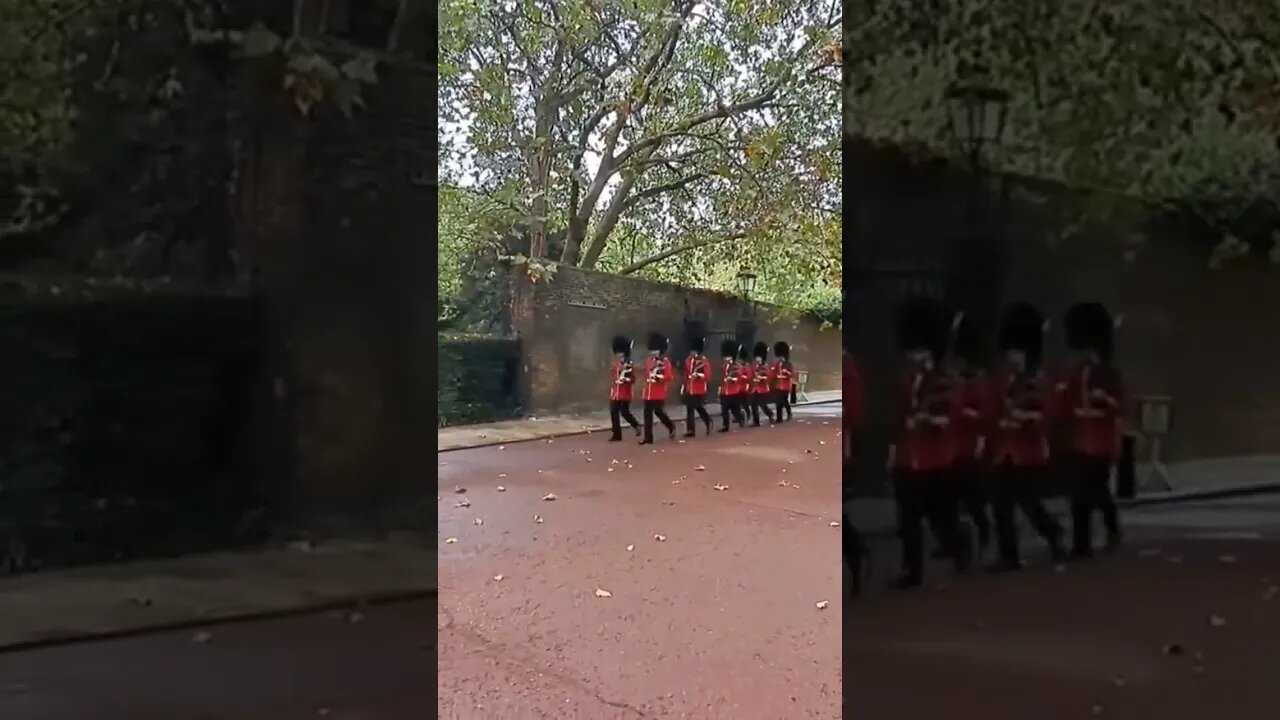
737,343,750,361
753,341,769,361
1064,302,1114,363
647,332,668,353
895,296,947,360
773,341,790,359
720,339,738,358
950,312,983,365
611,335,632,356
691,336,705,353
998,302,1045,367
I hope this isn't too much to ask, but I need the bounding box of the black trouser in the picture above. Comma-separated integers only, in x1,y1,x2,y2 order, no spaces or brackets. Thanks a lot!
750,393,775,425
774,388,793,422
843,463,865,594
895,469,969,583
719,394,746,430
954,463,992,549
608,399,640,440
642,399,675,443
684,395,712,436
991,463,1063,567
1068,453,1121,556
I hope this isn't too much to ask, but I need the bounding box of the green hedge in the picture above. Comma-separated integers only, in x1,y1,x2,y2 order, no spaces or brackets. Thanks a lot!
438,333,520,427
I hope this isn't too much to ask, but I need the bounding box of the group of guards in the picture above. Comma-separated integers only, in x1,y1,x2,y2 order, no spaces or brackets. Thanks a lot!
847,297,1126,591
607,332,798,444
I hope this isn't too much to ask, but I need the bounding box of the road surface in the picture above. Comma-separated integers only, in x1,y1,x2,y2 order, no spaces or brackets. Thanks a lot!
849,492,1280,720
437,410,844,719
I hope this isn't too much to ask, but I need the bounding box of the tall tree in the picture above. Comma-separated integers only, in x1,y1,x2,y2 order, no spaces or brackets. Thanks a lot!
439,0,842,273
845,0,1280,256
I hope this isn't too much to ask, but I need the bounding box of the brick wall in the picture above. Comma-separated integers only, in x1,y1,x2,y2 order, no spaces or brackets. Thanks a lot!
511,266,842,414
849,141,1280,473
230,60,433,524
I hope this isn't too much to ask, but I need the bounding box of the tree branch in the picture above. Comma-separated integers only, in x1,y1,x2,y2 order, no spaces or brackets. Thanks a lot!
621,172,710,211
617,232,749,274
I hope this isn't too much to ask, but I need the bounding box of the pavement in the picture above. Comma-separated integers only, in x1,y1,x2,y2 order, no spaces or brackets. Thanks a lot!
847,493,1280,720
437,389,842,451
437,405,844,719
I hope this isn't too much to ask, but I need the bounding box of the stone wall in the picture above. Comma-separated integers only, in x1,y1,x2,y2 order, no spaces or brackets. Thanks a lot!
848,140,1280,476
0,279,261,570
511,266,842,414
229,59,434,524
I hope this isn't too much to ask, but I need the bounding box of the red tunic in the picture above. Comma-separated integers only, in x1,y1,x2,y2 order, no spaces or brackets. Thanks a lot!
736,361,754,392
770,359,794,392
844,355,864,461
608,358,635,402
720,359,741,396
750,360,772,395
953,372,993,467
683,355,709,396
641,355,674,402
989,370,1052,467
1056,361,1126,459
892,367,961,472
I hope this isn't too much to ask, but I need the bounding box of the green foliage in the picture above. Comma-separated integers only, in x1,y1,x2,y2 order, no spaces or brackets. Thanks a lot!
845,0,1280,260
437,333,520,427
439,0,842,280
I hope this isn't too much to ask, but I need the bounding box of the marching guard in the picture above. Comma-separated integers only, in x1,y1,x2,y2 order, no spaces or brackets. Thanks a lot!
718,340,746,432
682,336,714,437
948,313,993,554
889,296,971,589
1060,302,1125,558
640,332,677,444
989,304,1067,570
607,335,641,441
771,341,795,422
748,342,776,426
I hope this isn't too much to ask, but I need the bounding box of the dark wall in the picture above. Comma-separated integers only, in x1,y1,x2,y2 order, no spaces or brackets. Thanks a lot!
0,279,261,570
511,266,842,414
848,140,1280,488
438,334,520,427
230,60,434,524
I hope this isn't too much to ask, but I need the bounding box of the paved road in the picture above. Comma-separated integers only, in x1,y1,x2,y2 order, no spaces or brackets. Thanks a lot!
437,409,843,719
0,600,437,720
849,492,1280,719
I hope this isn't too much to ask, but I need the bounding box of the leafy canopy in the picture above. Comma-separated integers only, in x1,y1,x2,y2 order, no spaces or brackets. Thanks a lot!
439,0,842,282
845,0,1280,259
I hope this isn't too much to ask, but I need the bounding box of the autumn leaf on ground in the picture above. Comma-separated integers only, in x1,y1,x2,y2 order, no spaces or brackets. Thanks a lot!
815,601,829,610
455,498,471,508
534,515,544,523
654,534,666,542
454,486,467,494
713,483,729,491
497,486,506,492
595,588,612,598
444,537,459,544
829,521,840,528
542,493,557,501
694,465,707,471
473,517,483,525
493,574,504,582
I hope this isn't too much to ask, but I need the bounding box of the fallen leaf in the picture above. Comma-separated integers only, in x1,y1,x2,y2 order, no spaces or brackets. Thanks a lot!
534,515,544,523
497,485,506,492
819,441,827,445
192,631,213,644
713,483,729,491
829,521,840,528
498,473,508,479
654,534,666,542
694,465,707,471
595,588,612,598
455,498,471,508
815,601,829,610
608,467,615,473
542,493,557,501
778,480,790,487
1208,614,1227,628
626,544,635,552
473,517,483,526
454,486,467,494
498,445,506,450
671,479,680,484
444,537,459,544
493,574,504,582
